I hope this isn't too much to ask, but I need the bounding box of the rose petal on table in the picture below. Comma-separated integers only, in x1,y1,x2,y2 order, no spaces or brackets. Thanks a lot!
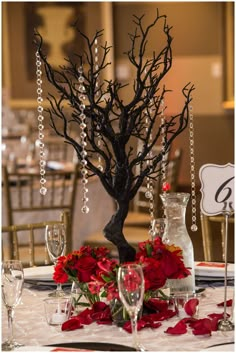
181,317,197,324
207,312,230,331
144,298,169,312
96,318,113,325
184,298,199,316
92,301,109,312
209,317,220,331
91,302,111,321
165,320,187,334
61,317,83,331
142,309,176,322
217,299,233,307
92,308,111,322
123,318,152,333
77,308,94,325
189,318,212,336
208,312,228,320
137,315,162,329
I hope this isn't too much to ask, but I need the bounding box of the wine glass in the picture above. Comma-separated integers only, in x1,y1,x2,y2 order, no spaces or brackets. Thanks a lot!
2,260,24,351
117,264,145,351
45,223,66,297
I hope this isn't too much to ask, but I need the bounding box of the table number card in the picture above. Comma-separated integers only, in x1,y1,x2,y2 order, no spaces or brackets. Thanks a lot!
199,163,234,216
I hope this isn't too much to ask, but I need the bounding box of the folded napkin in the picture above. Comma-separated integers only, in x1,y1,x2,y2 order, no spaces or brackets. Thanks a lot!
24,266,54,281
195,262,234,278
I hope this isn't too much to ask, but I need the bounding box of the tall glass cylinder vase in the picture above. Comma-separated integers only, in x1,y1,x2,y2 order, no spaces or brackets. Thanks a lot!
160,192,195,295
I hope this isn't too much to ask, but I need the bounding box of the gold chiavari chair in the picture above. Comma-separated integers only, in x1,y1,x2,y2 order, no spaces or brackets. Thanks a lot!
2,164,80,257
2,211,70,267
43,137,74,162
200,212,235,262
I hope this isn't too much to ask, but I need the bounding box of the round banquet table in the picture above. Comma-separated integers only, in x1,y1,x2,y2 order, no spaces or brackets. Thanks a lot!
1,284,234,352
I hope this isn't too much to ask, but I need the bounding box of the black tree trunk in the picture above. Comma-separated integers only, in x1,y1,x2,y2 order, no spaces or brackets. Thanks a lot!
103,200,136,263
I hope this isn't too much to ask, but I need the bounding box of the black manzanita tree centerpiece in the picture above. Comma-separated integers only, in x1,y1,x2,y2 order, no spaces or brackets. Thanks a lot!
35,10,194,263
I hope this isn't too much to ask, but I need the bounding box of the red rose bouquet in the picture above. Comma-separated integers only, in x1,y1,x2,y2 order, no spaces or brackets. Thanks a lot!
53,245,111,304
53,238,191,306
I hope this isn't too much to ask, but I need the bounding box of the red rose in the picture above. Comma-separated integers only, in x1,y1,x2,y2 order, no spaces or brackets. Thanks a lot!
93,247,110,259
53,261,68,283
143,259,166,291
75,256,97,282
97,258,118,274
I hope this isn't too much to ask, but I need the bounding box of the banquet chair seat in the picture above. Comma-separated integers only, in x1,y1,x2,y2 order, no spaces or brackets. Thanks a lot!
2,164,80,257
200,212,234,262
125,148,182,227
2,211,70,267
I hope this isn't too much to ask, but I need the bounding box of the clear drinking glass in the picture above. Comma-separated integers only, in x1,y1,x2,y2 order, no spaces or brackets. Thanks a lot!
45,223,66,297
44,296,72,326
2,260,24,351
117,264,145,351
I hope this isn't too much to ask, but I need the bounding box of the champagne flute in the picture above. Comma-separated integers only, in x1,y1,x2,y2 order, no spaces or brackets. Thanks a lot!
2,260,24,351
117,264,145,351
45,223,66,297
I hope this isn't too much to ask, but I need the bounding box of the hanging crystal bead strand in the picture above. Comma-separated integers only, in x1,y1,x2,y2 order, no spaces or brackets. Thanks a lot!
189,101,198,231
78,66,89,214
144,108,155,238
35,50,47,196
160,98,169,216
94,38,103,172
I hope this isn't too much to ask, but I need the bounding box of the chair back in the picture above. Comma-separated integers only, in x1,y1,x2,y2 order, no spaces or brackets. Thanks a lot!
43,137,74,161
200,212,234,261
2,164,79,256
2,211,70,267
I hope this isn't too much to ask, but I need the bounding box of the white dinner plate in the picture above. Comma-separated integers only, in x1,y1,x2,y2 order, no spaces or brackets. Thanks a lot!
195,261,234,278
24,265,54,282
16,346,95,352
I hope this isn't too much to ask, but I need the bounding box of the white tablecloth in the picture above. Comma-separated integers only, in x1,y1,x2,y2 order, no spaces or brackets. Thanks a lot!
1,285,234,352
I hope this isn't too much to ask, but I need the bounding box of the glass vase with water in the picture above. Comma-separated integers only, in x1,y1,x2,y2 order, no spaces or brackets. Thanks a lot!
160,192,195,295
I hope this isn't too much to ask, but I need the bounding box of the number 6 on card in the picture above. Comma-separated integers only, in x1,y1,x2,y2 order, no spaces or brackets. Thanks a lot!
199,163,234,216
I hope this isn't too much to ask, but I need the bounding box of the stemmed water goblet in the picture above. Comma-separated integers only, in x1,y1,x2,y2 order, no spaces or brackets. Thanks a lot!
117,263,145,351
45,223,66,297
2,260,24,351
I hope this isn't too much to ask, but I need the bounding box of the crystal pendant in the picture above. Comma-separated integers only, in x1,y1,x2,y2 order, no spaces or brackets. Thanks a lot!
40,187,47,195
81,205,89,214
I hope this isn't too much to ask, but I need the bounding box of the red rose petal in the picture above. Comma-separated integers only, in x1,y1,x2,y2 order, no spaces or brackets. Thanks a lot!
96,319,113,325
77,308,94,325
208,312,227,320
61,318,83,331
165,320,187,335
184,298,199,316
145,298,169,312
189,318,212,336
217,299,233,307
210,317,220,331
142,309,176,323
149,321,162,329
